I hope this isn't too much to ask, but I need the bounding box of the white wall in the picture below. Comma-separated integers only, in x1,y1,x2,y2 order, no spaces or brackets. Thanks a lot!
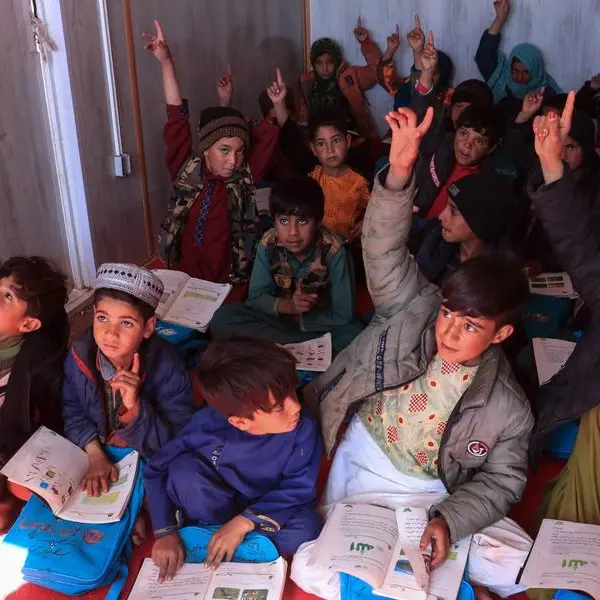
310,0,600,134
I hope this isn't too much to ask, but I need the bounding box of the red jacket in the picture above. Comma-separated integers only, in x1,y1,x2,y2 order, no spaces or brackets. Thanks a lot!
298,38,381,141
163,102,278,283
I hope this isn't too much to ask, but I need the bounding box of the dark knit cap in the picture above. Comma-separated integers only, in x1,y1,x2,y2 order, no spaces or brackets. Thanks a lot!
310,37,343,70
437,51,454,90
447,172,516,242
452,79,494,108
197,106,250,154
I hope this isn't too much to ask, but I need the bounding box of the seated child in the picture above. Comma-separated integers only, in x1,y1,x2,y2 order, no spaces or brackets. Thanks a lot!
475,0,561,119
144,340,323,582
526,95,600,535
62,263,195,498
144,20,278,292
270,75,370,239
412,170,518,284
291,107,534,599
412,33,513,219
0,256,69,530
299,24,381,143
211,177,364,353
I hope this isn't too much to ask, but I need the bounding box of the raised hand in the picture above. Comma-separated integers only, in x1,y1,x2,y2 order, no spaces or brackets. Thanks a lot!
490,0,510,33
386,106,435,184
266,68,287,105
353,17,369,43
533,90,575,183
386,24,401,54
590,73,600,92
516,87,545,123
142,20,171,64
407,15,425,53
216,64,234,107
421,31,438,72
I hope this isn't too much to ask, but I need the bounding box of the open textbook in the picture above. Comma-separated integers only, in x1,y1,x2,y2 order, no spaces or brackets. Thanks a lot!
519,519,600,600
308,503,470,600
529,272,576,298
283,332,332,372
153,269,231,332
0,427,138,524
532,338,577,385
128,557,287,600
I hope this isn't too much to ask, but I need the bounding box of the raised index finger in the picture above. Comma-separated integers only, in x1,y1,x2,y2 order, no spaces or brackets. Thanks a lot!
132,352,140,375
427,30,434,46
415,15,422,30
154,19,165,41
357,16,362,29
276,68,283,86
560,90,576,131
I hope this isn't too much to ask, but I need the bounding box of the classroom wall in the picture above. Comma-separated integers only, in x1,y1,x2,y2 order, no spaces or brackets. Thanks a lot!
0,0,70,273
310,0,600,134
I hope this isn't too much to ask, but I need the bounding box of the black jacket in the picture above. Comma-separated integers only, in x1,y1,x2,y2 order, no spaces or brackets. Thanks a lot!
527,168,600,461
0,311,69,493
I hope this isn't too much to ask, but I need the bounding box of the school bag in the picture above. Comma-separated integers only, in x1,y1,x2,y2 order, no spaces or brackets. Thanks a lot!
2,446,144,599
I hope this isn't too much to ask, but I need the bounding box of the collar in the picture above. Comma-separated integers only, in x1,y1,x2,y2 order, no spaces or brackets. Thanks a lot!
96,349,118,382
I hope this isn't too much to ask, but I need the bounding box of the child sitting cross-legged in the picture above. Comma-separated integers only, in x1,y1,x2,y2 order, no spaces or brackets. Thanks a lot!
144,339,323,583
291,106,534,600
62,264,195,498
210,177,363,353
0,256,69,531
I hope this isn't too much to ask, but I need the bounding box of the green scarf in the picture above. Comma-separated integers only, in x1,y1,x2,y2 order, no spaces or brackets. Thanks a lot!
0,337,24,378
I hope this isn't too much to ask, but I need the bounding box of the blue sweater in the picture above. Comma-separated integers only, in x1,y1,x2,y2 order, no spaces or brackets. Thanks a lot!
144,405,322,535
62,330,195,458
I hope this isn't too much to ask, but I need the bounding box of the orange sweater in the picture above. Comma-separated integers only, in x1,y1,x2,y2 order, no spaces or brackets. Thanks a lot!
310,166,370,239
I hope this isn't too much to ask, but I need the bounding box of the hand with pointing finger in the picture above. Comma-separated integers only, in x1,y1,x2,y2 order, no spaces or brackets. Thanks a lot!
386,24,401,55
407,15,425,54
420,517,451,570
142,20,171,64
516,87,545,124
110,352,141,412
277,281,318,315
266,68,287,105
216,64,234,107
353,17,369,43
421,31,438,73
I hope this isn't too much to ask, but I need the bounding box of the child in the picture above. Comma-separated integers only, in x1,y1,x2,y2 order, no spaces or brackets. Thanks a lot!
62,263,195,498
413,171,518,284
525,94,600,598
210,177,363,353
144,20,279,295
299,21,382,143
0,256,69,531
291,107,534,599
144,340,323,583
413,34,508,218
475,0,561,118
269,73,370,239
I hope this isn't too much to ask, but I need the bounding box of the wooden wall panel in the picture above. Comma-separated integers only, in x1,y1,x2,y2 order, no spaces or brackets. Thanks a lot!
60,0,149,266
112,0,306,240
0,0,70,273
310,0,600,134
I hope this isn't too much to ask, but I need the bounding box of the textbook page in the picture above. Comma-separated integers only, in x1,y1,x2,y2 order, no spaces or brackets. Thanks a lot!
127,557,286,600
162,278,232,332
284,333,332,372
532,338,577,385
529,272,576,298
308,503,398,590
59,451,139,524
520,519,600,600
0,427,88,515
153,269,190,320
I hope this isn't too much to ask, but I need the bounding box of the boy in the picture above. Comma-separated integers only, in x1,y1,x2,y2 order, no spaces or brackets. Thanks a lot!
291,107,534,599
269,72,370,239
0,256,69,531
144,20,279,295
211,177,363,353
62,263,195,498
413,171,518,284
145,340,323,583
413,33,513,219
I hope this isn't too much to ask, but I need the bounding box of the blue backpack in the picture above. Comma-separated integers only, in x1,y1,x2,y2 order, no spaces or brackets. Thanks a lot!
3,446,144,599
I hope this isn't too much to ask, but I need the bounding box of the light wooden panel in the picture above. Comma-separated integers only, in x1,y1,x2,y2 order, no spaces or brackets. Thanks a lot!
60,0,150,266
0,0,70,273
114,0,306,239
310,0,600,134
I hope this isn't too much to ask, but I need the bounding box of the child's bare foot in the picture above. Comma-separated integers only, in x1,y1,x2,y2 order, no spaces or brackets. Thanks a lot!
132,514,147,546
473,585,496,600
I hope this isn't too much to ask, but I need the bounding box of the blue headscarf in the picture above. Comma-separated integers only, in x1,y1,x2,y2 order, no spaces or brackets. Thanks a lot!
487,43,562,103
